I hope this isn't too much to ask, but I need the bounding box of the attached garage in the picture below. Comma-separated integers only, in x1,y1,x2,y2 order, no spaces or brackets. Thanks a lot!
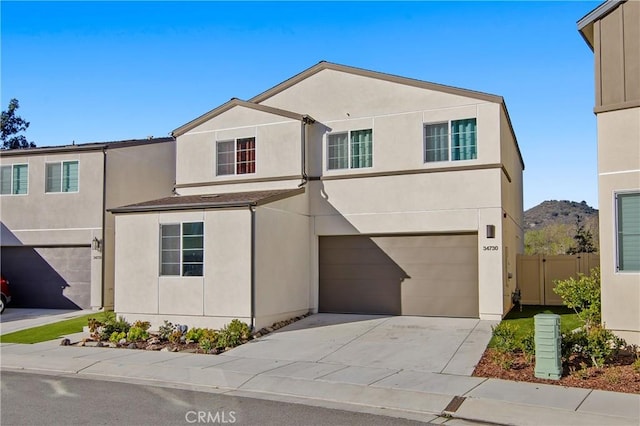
0,246,91,309
319,234,479,318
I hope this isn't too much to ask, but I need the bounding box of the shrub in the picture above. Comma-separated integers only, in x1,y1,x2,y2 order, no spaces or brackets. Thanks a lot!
561,328,588,360
217,320,250,349
185,327,205,343
584,326,625,368
158,321,175,341
491,322,519,353
90,312,131,341
132,320,151,331
198,329,218,353
553,267,601,330
520,329,536,363
127,326,149,342
109,331,126,343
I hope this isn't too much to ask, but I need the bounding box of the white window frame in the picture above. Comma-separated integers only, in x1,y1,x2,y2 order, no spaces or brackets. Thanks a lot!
215,137,256,176
0,163,29,195
45,160,79,193
424,118,477,163
614,191,640,273
326,128,374,171
159,222,204,277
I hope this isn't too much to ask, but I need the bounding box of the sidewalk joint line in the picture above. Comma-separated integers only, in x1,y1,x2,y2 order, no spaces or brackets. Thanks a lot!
439,319,480,374
317,316,393,362
574,389,593,412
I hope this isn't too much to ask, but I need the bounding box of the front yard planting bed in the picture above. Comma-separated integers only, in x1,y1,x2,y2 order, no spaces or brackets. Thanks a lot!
65,312,309,355
472,305,640,394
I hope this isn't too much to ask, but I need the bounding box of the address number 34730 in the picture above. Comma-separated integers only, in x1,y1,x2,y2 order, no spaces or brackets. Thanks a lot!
483,245,499,251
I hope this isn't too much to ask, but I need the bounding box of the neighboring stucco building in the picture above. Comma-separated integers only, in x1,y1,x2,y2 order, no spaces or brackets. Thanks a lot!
0,138,175,310
579,0,640,344
112,62,524,330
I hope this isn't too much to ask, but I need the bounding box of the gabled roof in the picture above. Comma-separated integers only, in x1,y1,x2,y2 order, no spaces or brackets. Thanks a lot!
0,137,174,157
578,0,626,50
171,98,315,137
109,188,304,213
249,61,505,105
249,61,523,170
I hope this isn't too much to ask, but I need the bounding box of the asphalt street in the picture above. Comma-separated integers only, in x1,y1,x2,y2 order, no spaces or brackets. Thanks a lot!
1,371,440,426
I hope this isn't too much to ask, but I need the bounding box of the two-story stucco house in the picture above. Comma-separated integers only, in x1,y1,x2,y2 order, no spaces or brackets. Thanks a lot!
111,62,524,330
579,0,640,345
0,138,175,310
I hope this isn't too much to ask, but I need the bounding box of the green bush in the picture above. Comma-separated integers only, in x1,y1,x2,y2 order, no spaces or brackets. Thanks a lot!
585,326,625,368
126,326,149,342
132,320,151,331
553,267,601,329
109,331,126,343
158,320,175,341
491,322,519,353
185,327,205,343
198,329,218,353
216,320,250,349
520,329,536,362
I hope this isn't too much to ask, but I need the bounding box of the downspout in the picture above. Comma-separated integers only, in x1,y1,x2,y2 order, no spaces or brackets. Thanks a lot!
250,204,256,331
100,147,107,310
298,117,311,188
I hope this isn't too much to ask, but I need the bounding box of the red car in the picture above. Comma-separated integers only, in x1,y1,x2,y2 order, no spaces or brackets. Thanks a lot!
1,275,11,314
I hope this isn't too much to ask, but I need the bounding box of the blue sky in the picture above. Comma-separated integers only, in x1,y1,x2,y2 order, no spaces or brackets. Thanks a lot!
1,1,600,209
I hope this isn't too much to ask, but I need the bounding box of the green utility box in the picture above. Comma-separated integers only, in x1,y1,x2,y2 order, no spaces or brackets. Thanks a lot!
534,313,562,380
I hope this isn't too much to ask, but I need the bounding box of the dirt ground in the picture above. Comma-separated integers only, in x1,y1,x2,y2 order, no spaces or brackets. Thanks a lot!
473,348,640,394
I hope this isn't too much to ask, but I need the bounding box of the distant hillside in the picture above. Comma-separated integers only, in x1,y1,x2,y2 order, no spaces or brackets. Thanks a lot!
524,200,598,230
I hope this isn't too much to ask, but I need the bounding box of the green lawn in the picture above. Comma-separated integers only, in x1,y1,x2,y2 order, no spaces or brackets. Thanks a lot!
0,312,107,344
488,305,582,348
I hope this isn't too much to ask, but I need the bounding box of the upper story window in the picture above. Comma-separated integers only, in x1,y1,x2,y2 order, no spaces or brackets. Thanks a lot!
0,164,28,195
616,192,640,272
160,222,204,277
425,118,477,163
46,161,79,193
327,129,373,170
216,137,255,176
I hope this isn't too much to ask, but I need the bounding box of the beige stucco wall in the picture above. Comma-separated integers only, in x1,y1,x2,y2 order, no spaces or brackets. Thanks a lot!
176,106,302,189
101,141,176,309
114,208,253,330
597,107,640,345
254,194,310,328
308,167,508,320
0,150,104,244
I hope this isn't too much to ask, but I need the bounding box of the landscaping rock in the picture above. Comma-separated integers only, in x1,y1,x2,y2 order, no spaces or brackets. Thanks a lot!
127,343,137,349
147,344,162,351
96,341,104,347
60,338,71,346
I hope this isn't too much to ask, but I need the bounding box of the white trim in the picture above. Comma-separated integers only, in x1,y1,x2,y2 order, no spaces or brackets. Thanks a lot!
159,221,205,277
599,169,640,176
44,160,80,194
9,227,101,232
0,163,29,196
614,190,640,273
325,128,374,172
215,136,257,177
183,120,294,136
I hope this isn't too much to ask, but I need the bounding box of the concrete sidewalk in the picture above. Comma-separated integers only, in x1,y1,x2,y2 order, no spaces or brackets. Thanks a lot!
1,316,638,425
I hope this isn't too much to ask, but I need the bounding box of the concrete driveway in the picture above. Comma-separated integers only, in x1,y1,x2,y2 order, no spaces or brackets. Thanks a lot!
225,314,496,376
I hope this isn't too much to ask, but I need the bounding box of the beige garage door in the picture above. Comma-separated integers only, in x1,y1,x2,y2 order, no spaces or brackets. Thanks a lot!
319,234,479,317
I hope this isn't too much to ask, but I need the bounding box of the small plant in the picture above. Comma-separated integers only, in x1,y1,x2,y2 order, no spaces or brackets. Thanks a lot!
132,320,151,331
584,326,625,368
520,329,536,363
632,357,640,373
490,350,514,370
553,267,601,330
491,322,519,353
109,331,126,343
168,330,183,344
570,361,591,380
185,327,205,343
158,320,175,341
126,326,149,342
198,329,218,353
216,320,251,349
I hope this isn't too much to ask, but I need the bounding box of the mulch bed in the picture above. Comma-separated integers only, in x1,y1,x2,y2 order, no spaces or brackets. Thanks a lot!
473,348,640,394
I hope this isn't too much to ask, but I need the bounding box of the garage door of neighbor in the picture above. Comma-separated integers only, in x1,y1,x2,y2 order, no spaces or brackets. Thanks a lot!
319,234,479,318
0,246,91,309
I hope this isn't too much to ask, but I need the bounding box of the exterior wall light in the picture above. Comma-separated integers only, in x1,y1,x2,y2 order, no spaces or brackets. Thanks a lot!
486,225,496,239
92,237,103,252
